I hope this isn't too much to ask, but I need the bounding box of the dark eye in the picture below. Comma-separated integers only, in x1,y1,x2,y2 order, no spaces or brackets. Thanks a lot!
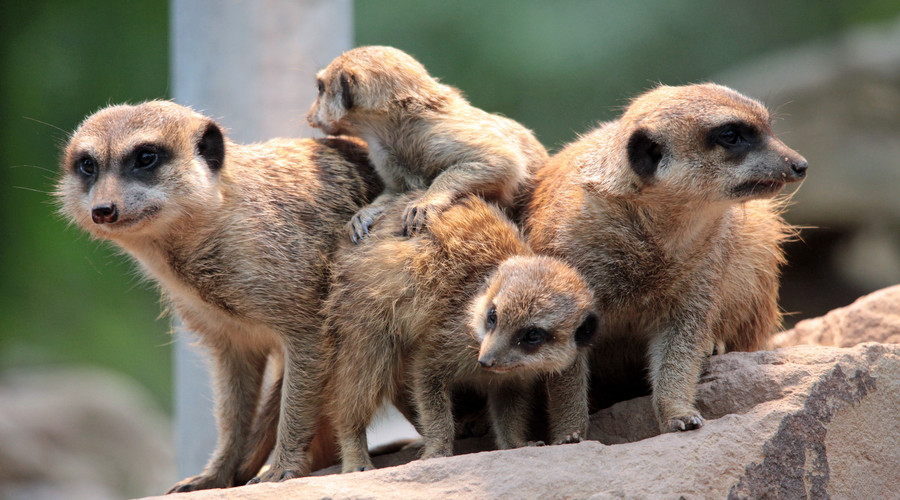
485,306,497,330
522,327,547,346
136,150,158,169
317,79,325,95
78,157,96,176
717,127,740,146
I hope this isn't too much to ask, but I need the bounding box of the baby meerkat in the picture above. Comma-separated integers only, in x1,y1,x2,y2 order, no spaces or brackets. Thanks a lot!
307,45,547,242
524,83,807,433
56,101,382,491
322,194,597,473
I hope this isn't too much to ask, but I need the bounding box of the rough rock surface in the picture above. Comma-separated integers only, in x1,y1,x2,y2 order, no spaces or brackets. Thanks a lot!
152,338,900,499
771,284,900,348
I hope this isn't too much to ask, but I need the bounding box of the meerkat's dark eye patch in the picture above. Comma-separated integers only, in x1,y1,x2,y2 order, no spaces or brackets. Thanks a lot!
708,122,760,155
340,72,354,110
317,78,325,96
627,128,663,179
134,147,160,169
125,144,168,182
76,155,97,177
198,122,226,171
575,312,599,347
517,326,548,350
485,305,497,331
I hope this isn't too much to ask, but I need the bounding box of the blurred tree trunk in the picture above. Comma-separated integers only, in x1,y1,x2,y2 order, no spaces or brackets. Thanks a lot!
169,0,353,480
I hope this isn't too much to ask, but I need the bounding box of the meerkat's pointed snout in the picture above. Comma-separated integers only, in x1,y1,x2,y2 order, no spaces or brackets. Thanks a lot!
478,357,495,369
91,203,118,224
788,154,808,179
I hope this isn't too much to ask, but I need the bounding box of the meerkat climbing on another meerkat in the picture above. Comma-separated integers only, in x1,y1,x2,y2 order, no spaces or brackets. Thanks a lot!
524,83,807,433
56,101,382,492
322,194,597,473
307,45,547,242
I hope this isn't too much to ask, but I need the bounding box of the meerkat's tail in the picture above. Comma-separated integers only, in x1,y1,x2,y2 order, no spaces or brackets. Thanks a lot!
234,370,340,482
234,371,283,483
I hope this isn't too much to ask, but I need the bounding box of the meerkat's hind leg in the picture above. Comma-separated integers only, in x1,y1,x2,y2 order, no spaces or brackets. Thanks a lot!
249,335,329,483
413,360,456,460
331,332,399,473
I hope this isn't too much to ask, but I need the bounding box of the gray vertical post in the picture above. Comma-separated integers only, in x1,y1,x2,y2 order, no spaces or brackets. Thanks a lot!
169,0,353,480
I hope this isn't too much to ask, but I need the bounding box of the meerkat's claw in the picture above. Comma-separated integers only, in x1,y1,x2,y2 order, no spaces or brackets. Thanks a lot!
349,205,383,243
247,466,301,484
666,414,705,432
166,473,228,493
555,431,583,445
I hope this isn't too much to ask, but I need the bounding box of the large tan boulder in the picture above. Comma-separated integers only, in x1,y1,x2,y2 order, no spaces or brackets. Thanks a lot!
153,339,900,499
0,368,174,500
770,284,900,348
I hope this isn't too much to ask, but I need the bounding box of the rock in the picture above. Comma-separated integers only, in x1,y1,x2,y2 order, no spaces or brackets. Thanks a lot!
770,284,900,348
148,341,900,499
0,367,175,500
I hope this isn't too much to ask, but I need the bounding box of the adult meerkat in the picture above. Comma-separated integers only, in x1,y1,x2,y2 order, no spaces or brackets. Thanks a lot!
323,194,597,472
56,101,382,491
524,83,807,433
307,45,547,242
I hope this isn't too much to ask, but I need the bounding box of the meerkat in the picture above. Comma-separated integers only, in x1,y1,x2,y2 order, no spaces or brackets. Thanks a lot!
307,45,547,243
322,194,597,472
523,83,807,433
56,101,382,492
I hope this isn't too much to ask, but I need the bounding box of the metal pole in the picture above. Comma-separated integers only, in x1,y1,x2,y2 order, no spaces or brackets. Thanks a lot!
169,0,353,479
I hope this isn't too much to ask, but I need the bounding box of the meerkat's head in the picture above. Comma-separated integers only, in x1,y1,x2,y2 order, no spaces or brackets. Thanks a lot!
57,101,226,242
307,45,455,135
469,255,598,375
592,83,807,204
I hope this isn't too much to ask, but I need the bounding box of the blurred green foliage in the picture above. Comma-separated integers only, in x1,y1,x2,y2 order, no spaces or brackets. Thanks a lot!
2,0,899,412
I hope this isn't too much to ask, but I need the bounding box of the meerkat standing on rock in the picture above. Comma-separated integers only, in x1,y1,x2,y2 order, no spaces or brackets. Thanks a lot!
322,194,597,473
56,101,382,492
524,83,807,433
307,45,547,242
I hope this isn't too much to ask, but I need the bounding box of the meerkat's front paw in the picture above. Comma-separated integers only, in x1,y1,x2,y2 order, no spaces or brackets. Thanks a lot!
555,430,583,445
401,198,451,236
348,205,384,243
420,444,453,460
246,466,302,484
166,473,230,493
665,413,705,432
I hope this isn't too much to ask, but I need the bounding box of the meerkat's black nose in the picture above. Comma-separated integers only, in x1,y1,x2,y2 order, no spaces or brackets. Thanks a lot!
478,358,495,369
92,203,119,224
789,157,808,179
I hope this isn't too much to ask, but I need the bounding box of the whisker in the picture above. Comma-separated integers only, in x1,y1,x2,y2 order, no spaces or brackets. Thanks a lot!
23,116,69,135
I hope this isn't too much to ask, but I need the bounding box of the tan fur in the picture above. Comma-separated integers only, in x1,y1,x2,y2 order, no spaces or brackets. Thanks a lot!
322,194,596,472
307,46,547,242
56,101,382,491
524,83,806,432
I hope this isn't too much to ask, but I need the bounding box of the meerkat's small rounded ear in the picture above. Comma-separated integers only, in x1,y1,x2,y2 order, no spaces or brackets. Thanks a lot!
627,128,663,179
575,312,599,347
198,121,225,171
340,72,354,110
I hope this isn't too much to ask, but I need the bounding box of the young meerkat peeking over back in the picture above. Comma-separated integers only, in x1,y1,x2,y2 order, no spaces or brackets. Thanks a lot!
307,45,548,242
524,83,807,434
323,194,597,473
56,101,382,492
